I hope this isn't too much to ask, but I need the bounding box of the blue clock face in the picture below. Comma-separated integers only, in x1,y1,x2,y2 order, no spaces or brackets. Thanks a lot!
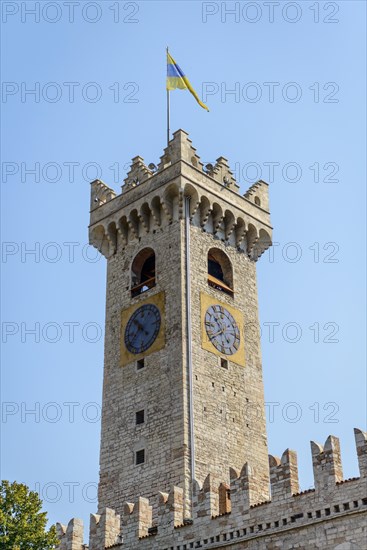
125,304,161,354
205,304,240,355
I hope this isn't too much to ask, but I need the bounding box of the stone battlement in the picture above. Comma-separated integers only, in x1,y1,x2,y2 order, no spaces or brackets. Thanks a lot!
56,428,367,549
89,129,272,261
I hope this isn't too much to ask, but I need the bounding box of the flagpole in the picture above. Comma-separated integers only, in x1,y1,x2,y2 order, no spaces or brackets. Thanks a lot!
167,89,170,147
166,46,170,147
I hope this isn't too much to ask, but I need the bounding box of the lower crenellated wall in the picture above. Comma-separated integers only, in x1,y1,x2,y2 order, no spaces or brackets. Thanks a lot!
56,429,367,550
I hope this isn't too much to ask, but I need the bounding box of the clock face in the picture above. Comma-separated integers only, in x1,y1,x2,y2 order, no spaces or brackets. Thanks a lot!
205,304,240,356
124,304,161,354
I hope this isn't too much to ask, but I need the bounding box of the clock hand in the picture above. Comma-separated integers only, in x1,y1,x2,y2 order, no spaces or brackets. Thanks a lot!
211,328,224,338
133,318,150,337
130,322,143,341
129,328,140,345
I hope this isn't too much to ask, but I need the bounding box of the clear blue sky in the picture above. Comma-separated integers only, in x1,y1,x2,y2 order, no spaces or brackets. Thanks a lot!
1,0,366,532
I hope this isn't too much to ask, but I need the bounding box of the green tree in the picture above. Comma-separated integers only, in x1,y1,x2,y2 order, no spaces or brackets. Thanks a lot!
0,480,59,549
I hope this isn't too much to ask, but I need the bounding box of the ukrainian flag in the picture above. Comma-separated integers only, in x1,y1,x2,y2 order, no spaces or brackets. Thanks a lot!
166,51,209,112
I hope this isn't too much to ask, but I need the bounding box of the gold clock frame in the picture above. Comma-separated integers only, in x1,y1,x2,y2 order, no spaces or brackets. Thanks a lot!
200,292,245,367
120,291,166,367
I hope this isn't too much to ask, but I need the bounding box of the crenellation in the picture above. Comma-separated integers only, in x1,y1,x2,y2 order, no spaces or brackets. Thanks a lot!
90,179,116,212
89,509,120,550
212,156,239,192
243,180,270,212
157,486,184,532
269,449,300,501
122,156,153,192
121,497,152,543
89,130,272,261
55,523,67,550
56,430,367,548
230,463,269,516
354,427,367,478
193,474,220,521
56,518,84,550
311,435,343,492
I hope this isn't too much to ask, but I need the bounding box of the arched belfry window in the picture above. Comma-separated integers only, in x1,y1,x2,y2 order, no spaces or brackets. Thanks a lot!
208,248,233,296
131,248,156,297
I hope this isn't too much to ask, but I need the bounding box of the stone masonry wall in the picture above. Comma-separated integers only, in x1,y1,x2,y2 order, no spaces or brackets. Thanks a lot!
189,225,269,494
98,217,191,517
56,429,367,549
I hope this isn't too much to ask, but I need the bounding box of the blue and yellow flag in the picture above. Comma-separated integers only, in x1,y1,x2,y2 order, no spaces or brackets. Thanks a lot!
166,51,209,112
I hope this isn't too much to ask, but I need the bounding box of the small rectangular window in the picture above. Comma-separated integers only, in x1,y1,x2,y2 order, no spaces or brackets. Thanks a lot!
137,359,145,370
135,449,145,465
220,358,228,369
136,410,145,425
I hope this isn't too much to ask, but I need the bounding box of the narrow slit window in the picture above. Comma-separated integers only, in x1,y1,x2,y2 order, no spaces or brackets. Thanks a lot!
135,410,145,425
135,449,145,465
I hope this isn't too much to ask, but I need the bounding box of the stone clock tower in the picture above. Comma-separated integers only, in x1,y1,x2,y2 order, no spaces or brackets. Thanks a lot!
89,129,273,517
57,130,366,548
